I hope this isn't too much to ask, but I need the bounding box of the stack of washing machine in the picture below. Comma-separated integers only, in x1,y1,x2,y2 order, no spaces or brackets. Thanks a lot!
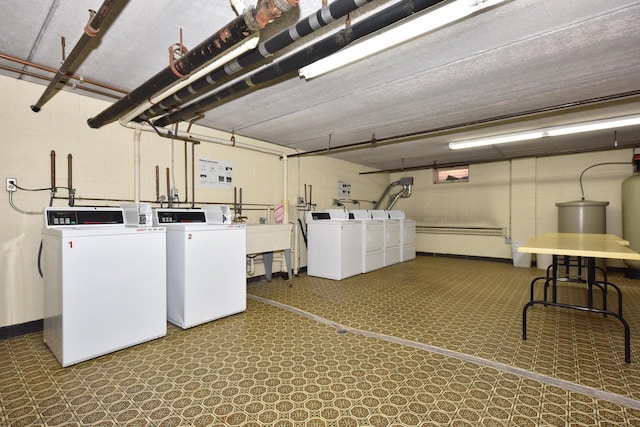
153,206,246,329
388,210,417,262
306,209,363,280
350,210,385,273
42,206,167,367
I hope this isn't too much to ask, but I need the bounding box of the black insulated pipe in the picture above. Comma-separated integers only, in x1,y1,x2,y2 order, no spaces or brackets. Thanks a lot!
31,0,123,112
87,0,299,129
153,0,446,128
137,0,374,121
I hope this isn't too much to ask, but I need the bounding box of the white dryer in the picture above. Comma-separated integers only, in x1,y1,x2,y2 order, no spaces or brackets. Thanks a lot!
42,207,167,367
351,210,384,273
153,206,246,329
371,210,401,266
306,210,362,280
388,210,416,262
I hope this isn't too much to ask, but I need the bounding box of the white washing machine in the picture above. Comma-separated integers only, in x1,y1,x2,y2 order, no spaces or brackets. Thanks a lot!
351,210,384,273
153,206,246,329
371,210,401,266
388,210,416,262
306,210,362,280
42,207,167,367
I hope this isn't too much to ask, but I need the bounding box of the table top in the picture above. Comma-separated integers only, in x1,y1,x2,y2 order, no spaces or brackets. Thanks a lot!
518,233,640,260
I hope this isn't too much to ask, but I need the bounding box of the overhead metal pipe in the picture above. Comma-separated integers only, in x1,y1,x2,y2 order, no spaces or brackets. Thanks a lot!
31,0,123,112
286,89,640,159
0,53,128,95
137,0,374,121
87,0,298,129
374,177,413,210
50,150,56,190
0,64,123,100
152,0,447,128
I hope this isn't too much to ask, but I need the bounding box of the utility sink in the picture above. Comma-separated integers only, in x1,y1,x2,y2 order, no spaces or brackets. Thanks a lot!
246,223,293,254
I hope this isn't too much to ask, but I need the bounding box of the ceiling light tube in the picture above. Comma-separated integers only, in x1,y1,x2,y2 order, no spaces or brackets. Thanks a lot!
299,0,506,80
448,114,640,150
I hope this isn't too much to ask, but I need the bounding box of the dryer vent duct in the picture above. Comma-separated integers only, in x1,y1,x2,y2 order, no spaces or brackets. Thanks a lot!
375,177,413,210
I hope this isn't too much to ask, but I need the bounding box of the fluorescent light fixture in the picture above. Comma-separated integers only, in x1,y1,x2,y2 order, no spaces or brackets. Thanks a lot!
298,0,506,80
448,114,640,150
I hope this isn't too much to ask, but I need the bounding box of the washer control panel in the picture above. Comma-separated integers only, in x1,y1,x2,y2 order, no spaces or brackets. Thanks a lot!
44,207,124,228
154,209,207,224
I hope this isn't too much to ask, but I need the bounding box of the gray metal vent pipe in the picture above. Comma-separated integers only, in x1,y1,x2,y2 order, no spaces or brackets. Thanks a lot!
137,0,374,121
374,177,413,210
87,0,298,129
31,0,124,112
152,0,446,128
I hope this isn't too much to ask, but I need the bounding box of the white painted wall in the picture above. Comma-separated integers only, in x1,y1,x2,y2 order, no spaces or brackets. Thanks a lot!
0,76,388,328
1,75,636,329
391,149,634,263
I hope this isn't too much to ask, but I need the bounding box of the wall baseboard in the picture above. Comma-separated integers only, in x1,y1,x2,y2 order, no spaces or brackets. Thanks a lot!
417,252,512,264
0,319,43,340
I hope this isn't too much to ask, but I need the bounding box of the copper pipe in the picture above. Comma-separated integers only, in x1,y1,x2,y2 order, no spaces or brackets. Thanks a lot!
32,0,124,112
67,154,73,189
191,142,199,208
67,154,75,206
184,141,188,203
0,53,127,94
155,165,160,201
61,36,66,62
0,64,122,99
50,150,56,190
166,168,171,207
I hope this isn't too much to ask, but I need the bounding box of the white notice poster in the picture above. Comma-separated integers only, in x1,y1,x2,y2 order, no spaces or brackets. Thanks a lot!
199,158,233,188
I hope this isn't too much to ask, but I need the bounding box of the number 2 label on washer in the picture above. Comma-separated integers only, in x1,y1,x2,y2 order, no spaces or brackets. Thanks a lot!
187,234,193,240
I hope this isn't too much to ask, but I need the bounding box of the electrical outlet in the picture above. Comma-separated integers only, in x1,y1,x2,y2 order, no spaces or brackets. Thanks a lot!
6,178,17,192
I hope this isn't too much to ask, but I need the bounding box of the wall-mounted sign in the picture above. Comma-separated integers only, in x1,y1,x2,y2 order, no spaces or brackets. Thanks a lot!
338,180,351,198
199,158,233,188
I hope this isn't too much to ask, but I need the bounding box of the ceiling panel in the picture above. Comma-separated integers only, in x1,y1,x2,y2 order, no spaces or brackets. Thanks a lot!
1,0,639,172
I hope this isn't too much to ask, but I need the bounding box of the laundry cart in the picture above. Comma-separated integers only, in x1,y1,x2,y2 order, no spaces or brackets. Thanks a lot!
153,206,246,329
306,210,362,280
42,207,167,367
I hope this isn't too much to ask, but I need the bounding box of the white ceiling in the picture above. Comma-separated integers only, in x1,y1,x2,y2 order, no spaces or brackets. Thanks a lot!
1,0,639,172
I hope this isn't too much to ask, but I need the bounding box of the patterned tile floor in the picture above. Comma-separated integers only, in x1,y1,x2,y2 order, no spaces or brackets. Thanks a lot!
2,256,640,426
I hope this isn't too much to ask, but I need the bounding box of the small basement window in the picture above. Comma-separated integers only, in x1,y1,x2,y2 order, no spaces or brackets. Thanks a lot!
434,166,469,184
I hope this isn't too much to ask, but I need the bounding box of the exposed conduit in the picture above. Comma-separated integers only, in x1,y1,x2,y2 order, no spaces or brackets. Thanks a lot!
373,177,413,210
123,121,290,216
31,0,123,112
152,0,447,128
87,0,298,129
0,63,123,100
136,0,374,122
133,126,142,203
117,35,260,126
287,89,640,159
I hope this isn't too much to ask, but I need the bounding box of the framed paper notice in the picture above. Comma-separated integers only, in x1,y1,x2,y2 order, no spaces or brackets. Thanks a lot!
199,158,233,188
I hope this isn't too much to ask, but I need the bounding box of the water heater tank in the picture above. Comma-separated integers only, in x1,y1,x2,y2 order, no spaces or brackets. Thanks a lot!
622,173,640,278
556,200,609,234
